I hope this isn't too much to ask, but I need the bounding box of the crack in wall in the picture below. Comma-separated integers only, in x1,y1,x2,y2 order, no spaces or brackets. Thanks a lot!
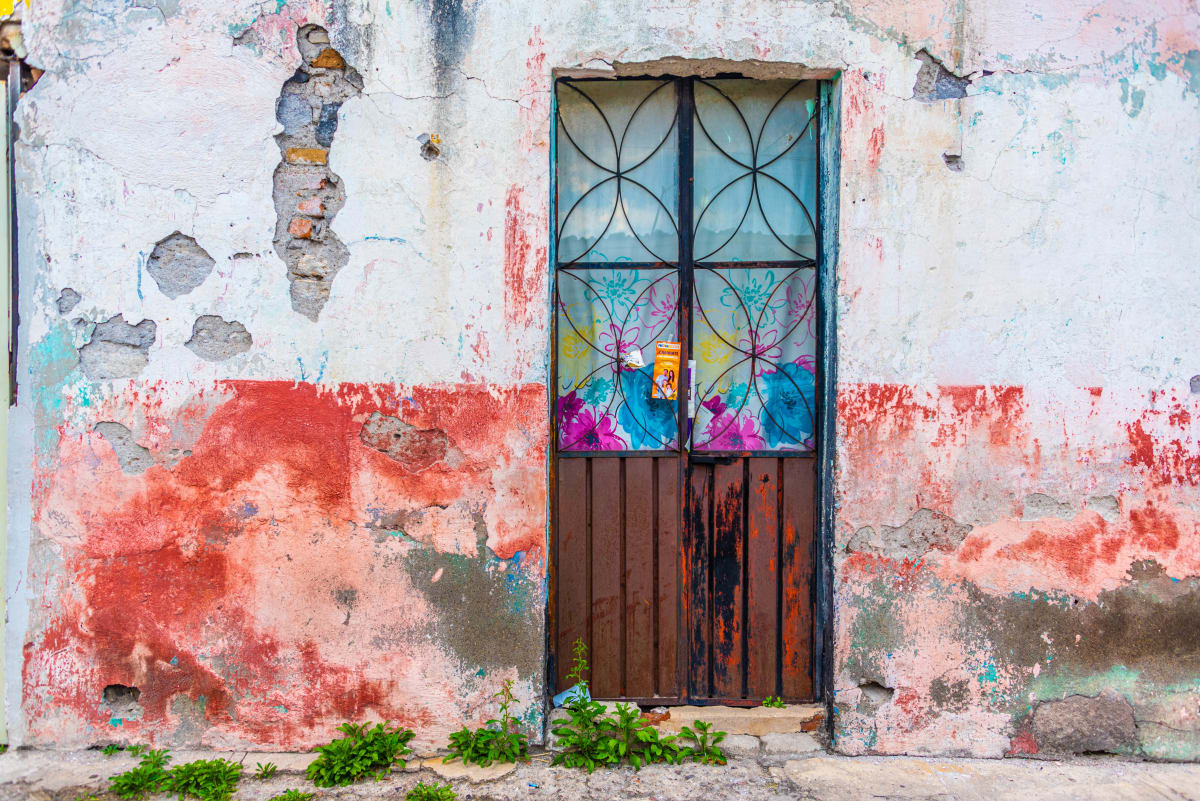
272,25,363,321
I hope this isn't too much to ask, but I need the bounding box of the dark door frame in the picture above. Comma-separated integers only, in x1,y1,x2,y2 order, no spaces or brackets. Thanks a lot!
545,71,841,711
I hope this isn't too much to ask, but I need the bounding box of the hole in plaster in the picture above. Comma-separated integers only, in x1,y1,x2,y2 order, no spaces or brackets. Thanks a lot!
419,133,441,160
56,287,81,315
857,681,894,710
102,684,144,720
77,314,157,380
185,315,253,362
94,422,154,475
913,49,971,101
1191,375,1200,395
146,232,216,299
942,153,963,172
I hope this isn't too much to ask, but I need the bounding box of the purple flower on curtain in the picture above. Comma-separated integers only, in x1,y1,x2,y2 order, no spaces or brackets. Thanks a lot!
703,412,766,450
558,389,584,423
701,395,728,417
561,408,627,450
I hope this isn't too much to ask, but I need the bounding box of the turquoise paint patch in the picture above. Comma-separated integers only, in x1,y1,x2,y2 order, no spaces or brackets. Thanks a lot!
110,718,123,727
1119,78,1145,118
1182,50,1200,96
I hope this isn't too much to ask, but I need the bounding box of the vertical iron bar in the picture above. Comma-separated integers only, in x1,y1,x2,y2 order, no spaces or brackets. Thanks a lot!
7,60,19,406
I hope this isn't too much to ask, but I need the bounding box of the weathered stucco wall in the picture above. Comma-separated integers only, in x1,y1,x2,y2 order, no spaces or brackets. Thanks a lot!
4,0,1198,758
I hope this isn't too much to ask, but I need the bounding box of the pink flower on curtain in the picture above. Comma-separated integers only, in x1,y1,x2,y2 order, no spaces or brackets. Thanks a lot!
793,354,817,374
738,327,783,374
561,408,627,450
703,412,766,450
598,322,641,365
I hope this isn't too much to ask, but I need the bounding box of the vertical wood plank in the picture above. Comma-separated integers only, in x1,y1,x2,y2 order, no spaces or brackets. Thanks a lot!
781,457,816,700
590,458,622,697
655,457,681,698
686,462,711,699
624,458,655,698
555,458,589,693
711,461,745,699
746,457,780,699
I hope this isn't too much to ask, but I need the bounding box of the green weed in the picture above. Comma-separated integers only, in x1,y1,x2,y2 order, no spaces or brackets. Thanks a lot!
406,780,457,801
166,757,242,801
267,791,314,801
102,744,125,756
678,720,727,765
255,761,278,779
108,749,171,799
444,678,529,767
762,695,786,708
305,721,415,787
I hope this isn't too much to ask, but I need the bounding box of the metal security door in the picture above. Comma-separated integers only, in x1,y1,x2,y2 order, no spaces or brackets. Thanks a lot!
552,76,820,704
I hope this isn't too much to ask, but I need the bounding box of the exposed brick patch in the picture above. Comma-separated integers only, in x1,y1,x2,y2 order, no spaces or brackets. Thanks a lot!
272,24,363,320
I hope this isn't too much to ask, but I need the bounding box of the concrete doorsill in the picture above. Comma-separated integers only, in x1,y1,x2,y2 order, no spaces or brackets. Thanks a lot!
651,703,825,736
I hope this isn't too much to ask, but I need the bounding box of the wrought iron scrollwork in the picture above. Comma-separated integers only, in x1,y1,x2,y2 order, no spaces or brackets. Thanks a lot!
556,80,680,265
693,80,818,262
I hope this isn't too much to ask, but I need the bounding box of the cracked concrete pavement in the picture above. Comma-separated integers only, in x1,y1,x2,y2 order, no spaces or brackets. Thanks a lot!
1,748,1199,801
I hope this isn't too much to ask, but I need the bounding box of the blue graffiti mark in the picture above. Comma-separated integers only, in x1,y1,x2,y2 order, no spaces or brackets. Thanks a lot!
110,717,123,727
360,235,408,244
296,352,328,382
136,251,146,301
170,656,178,666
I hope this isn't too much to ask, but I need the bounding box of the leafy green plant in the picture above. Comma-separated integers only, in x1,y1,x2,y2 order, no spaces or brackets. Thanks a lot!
762,695,786,708
444,679,529,767
127,744,149,758
406,780,457,801
166,757,242,801
678,720,727,765
267,791,314,801
102,744,125,756
255,761,278,779
305,721,415,787
109,749,171,799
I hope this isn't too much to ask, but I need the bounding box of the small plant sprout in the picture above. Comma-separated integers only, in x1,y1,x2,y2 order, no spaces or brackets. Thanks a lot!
267,791,314,801
762,695,786,708
255,761,279,779
102,744,125,756
406,780,457,801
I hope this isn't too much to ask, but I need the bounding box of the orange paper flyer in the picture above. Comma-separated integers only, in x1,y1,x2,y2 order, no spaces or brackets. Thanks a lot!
652,341,681,400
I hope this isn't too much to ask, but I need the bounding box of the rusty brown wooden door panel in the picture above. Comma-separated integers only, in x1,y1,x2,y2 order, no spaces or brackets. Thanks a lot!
685,456,816,703
553,455,685,702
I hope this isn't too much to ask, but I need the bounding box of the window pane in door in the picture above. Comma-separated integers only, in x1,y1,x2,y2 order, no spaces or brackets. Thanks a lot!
556,80,680,264
557,268,680,451
692,267,816,451
693,80,818,262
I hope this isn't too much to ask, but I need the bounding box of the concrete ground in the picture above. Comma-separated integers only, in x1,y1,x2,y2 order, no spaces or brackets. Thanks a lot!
1,747,1198,801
